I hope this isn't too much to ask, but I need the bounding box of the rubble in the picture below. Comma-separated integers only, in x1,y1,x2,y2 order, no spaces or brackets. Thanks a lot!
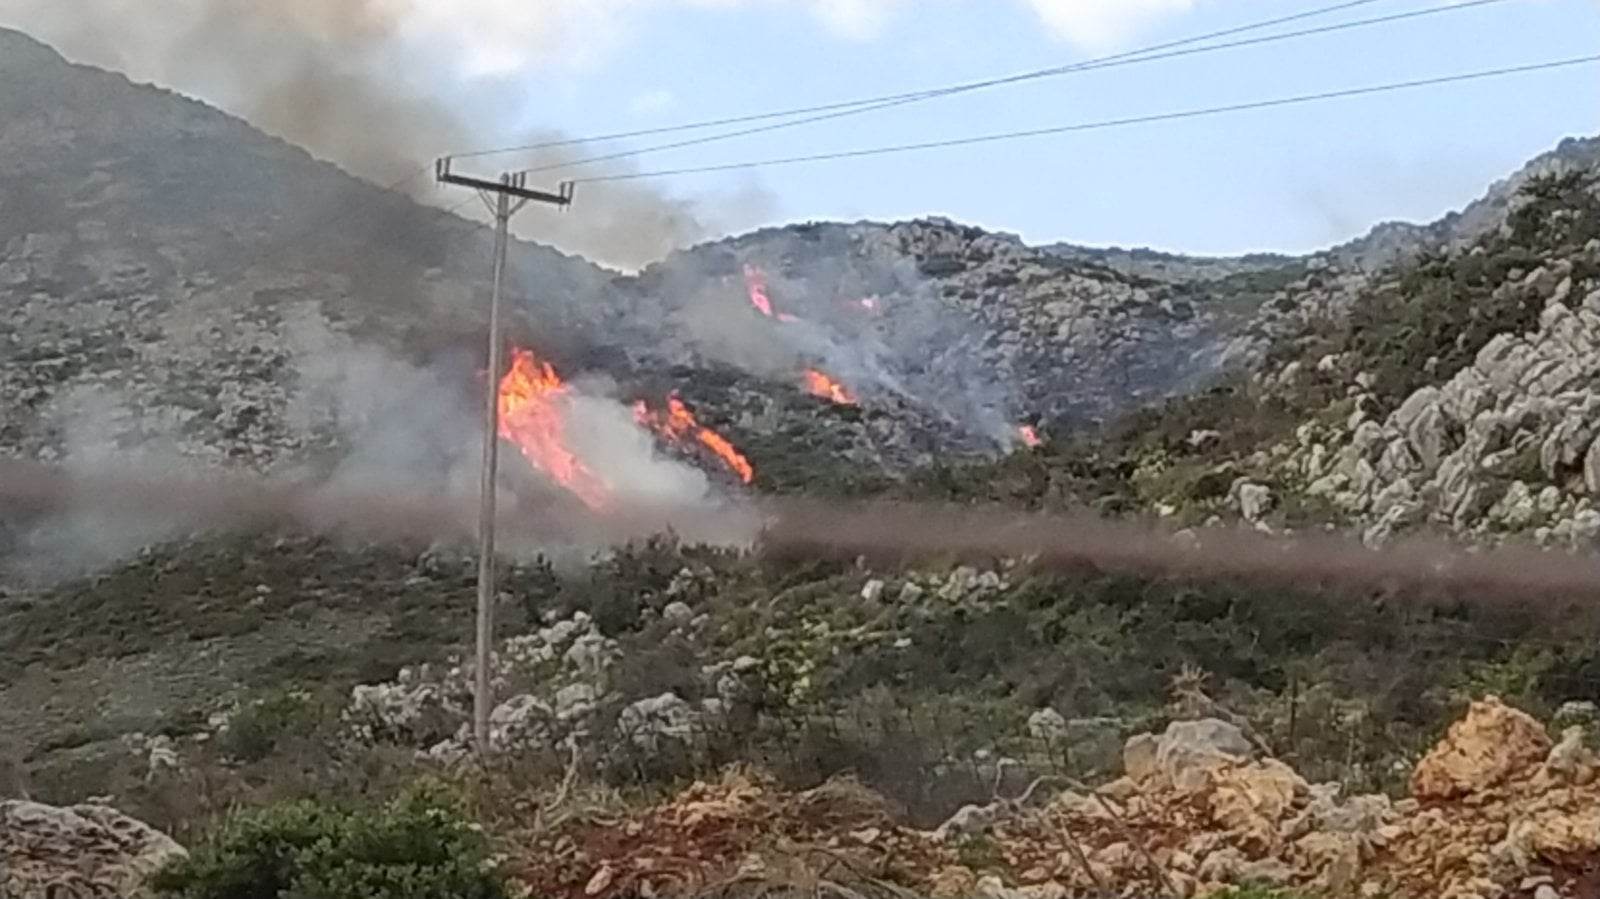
509,697,1600,899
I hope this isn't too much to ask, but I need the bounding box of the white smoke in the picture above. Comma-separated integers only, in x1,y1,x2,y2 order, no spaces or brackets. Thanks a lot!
3,311,749,583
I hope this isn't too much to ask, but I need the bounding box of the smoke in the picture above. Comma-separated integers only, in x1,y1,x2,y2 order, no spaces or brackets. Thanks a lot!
637,230,1027,448
499,133,777,275
1,314,751,584
0,0,775,271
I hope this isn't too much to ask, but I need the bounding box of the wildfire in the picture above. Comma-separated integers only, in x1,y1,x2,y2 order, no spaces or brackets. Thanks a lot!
742,264,801,323
859,297,880,312
742,264,774,317
803,369,858,406
635,394,755,485
1018,425,1043,448
497,347,611,510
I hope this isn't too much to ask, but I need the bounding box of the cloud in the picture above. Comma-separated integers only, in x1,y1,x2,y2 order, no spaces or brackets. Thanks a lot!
806,0,909,40
396,0,911,76
396,0,1203,76
629,88,679,117
1020,0,1199,50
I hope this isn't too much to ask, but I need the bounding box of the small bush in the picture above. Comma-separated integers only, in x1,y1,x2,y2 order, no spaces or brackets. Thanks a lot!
153,782,508,899
217,689,325,764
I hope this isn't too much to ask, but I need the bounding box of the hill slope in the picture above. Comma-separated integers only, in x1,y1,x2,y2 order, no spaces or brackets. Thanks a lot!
9,29,1600,891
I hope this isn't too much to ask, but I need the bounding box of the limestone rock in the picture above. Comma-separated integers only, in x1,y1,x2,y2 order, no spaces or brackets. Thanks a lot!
1027,707,1068,743
1,801,187,899
1207,759,1307,853
1543,726,1597,782
1234,482,1275,523
1124,733,1159,782
1411,696,1551,800
1156,719,1252,791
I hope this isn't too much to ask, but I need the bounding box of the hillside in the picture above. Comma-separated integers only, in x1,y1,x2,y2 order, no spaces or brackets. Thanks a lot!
6,22,1600,899
0,26,1338,514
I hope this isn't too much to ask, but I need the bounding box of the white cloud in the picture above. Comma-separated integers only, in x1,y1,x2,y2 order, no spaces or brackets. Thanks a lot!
397,0,1209,78
807,0,908,39
629,88,680,117
1020,0,1199,50
395,0,911,77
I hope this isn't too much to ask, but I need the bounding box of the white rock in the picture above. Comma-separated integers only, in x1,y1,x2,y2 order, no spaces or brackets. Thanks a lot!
1156,719,1251,790
1027,708,1068,742
1234,482,1274,523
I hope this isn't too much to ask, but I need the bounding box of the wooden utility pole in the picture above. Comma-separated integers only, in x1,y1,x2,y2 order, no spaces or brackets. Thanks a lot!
435,158,573,755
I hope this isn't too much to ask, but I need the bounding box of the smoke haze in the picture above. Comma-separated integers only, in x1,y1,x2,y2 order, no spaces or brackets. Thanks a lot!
0,0,774,271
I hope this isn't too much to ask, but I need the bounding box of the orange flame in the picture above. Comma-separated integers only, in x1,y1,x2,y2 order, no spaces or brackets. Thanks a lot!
635,394,755,485
1018,425,1043,448
803,369,858,406
498,348,610,510
743,264,802,324
743,264,776,318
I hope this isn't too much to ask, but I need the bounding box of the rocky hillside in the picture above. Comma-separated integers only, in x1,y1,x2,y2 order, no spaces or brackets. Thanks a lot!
918,153,1600,551
0,25,1382,513
5,24,1596,512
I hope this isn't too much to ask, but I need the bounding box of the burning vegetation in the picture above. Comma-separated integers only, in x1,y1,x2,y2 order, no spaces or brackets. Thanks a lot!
496,344,759,505
491,263,1043,505
498,348,612,511
803,369,859,406
634,395,755,485
742,263,799,323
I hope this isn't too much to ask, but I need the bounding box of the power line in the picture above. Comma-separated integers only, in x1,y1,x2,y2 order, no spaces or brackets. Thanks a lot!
513,0,1515,177
571,54,1600,184
450,0,1395,164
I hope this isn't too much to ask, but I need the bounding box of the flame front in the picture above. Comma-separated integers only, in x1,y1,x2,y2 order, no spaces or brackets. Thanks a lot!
743,264,801,324
743,264,776,318
498,348,611,510
636,394,755,485
803,369,858,406
1018,425,1043,448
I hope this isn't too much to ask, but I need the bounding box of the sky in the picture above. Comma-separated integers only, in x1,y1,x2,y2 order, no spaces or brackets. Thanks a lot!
4,0,1600,261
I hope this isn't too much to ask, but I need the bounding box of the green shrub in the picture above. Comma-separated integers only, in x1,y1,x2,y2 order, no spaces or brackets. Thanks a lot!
217,689,325,764
153,782,508,899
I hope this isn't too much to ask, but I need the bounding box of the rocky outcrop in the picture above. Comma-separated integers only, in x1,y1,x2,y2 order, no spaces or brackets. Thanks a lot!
1411,696,1553,800
0,800,186,899
512,698,1600,899
1277,243,1600,545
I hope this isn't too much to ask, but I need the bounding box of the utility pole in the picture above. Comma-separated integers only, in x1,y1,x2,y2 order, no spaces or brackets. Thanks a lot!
435,158,574,755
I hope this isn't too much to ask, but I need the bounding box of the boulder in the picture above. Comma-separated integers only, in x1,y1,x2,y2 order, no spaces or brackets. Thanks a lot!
1027,708,1068,743
1207,759,1307,853
1,801,187,899
1411,696,1551,800
1156,719,1252,791
617,692,699,750
1543,726,1597,782
1233,482,1274,523
1123,733,1159,782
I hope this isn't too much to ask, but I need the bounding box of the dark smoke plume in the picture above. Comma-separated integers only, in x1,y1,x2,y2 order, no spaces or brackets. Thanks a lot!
0,0,773,270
